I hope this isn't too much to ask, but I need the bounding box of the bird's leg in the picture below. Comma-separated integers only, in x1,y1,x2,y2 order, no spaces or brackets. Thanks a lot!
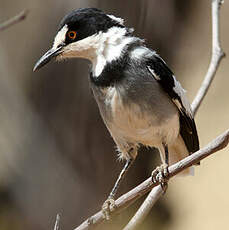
164,144,169,177
151,144,169,191
102,157,134,220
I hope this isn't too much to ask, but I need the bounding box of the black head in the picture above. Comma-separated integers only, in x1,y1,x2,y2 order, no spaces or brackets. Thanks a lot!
33,8,125,71
58,8,124,44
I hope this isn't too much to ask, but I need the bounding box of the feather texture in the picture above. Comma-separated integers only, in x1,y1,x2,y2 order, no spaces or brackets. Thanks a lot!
147,54,199,155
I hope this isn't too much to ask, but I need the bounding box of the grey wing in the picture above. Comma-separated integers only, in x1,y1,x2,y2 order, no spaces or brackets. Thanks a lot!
146,53,199,154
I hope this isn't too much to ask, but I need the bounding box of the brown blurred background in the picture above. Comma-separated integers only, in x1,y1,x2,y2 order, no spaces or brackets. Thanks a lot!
0,0,228,229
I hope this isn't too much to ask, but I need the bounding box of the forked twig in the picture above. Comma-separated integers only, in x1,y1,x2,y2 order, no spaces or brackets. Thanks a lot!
191,0,225,115
123,186,163,230
124,0,225,229
74,129,229,230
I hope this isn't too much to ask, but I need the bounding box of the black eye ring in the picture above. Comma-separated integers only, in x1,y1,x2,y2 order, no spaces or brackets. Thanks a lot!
68,31,77,40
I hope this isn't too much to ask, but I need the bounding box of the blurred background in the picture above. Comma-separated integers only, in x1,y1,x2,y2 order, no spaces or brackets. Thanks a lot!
0,0,228,229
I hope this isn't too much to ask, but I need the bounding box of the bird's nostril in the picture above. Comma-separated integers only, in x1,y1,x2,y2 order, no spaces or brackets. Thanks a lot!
57,43,65,48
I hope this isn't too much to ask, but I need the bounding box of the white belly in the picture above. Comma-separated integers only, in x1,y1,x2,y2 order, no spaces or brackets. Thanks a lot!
91,83,180,161
104,86,180,148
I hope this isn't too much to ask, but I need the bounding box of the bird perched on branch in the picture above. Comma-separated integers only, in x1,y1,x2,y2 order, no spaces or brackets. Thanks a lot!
33,8,199,219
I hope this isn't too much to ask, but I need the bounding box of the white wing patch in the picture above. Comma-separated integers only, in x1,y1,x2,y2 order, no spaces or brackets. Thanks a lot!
131,47,152,60
148,66,161,81
172,75,192,116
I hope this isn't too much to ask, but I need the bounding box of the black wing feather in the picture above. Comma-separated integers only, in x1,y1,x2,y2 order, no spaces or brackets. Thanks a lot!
147,54,199,154
179,109,199,154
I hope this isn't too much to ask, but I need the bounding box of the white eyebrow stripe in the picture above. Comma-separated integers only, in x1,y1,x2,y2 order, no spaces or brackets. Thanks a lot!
53,24,68,48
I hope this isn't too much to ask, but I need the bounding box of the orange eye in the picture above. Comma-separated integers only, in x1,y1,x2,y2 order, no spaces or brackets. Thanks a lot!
68,31,77,40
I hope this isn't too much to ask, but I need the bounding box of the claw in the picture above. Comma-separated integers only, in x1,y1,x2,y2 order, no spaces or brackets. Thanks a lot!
151,163,169,192
102,196,116,220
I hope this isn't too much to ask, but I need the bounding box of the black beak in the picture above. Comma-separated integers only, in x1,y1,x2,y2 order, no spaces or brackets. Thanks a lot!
33,46,63,72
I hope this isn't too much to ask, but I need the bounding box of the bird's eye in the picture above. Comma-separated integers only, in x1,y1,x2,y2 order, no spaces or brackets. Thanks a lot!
67,31,77,40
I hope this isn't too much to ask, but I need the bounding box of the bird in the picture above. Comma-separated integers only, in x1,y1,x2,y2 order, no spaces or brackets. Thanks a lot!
33,7,199,219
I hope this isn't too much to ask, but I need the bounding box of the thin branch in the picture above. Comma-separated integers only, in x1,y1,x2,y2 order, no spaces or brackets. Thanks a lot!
74,129,229,230
125,0,226,228
123,186,163,230
0,9,29,31
191,0,225,115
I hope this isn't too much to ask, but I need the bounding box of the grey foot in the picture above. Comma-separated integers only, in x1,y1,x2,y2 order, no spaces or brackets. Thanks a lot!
102,196,116,220
151,163,169,191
